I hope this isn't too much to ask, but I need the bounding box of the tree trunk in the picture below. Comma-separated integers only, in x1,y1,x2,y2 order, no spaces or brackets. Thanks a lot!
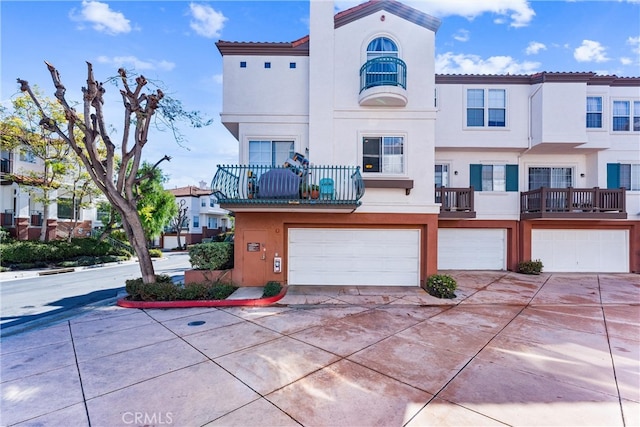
120,204,156,283
176,230,182,250
39,189,49,242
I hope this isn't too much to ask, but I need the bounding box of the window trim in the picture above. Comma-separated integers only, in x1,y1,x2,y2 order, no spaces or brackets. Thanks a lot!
526,166,575,191
586,95,604,129
464,87,508,129
246,138,296,166
361,133,406,176
611,99,640,132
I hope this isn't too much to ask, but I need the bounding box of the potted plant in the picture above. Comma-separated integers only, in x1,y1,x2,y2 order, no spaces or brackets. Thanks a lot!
300,183,320,199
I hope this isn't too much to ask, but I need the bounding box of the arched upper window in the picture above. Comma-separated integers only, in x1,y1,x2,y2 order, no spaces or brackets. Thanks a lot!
366,37,398,61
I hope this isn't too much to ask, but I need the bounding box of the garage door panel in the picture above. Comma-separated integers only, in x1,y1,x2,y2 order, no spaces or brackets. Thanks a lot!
531,229,628,273
288,228,420,286
438,228,506,270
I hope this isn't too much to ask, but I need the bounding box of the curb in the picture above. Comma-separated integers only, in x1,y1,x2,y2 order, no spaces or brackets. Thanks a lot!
116,286,288,309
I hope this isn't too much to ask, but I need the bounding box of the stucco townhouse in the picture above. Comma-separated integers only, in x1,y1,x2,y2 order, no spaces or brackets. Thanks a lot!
211,0,640,287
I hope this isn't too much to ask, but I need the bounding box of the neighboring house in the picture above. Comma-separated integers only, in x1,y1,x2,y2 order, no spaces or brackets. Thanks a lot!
161,184,233,249
211,0,640,286
0,146,96,240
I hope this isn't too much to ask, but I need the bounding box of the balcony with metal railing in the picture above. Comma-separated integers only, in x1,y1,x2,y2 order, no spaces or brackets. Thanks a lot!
436,186,476,218
520,187,627,219
211,165,365,211
359,57,407,107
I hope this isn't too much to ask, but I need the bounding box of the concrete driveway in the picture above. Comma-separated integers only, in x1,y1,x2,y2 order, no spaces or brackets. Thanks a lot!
1,271,638,426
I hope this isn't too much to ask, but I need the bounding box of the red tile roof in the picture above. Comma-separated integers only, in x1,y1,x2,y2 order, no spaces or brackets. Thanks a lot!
169,186,212,197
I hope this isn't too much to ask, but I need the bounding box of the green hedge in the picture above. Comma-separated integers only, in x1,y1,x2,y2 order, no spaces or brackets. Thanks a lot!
125,274,237,301
188,242,234,270
0,238,130,266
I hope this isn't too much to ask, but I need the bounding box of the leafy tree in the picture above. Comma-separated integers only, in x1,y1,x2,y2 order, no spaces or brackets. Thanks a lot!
0,91,99,241
18,62,211,284
135,162,177,244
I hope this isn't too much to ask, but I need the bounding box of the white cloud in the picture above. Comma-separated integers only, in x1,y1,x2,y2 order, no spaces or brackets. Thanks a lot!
574,40,610,63
453,29,470,42
408,0,535,27
213,74,223,84
70,1,131,35
189,3,227,38
620,57,633,65
335,0,535,27
627,36,640,54
436,52,540,74
97,55,176,71
525,41,546,55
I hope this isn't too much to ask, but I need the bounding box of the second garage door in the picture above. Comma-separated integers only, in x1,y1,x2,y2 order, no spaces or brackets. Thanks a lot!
438,228,507,270
288,228,420,286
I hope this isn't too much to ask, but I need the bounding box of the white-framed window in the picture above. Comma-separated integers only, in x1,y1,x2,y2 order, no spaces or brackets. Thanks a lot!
201,198,206,207
466,89,506,127
248,140,294,166
620,164,640,191
209,196,216,207
528,167,573,190
612,100,640,131
586,96,603,128
208,217,218,229
481,165,506,192
192,215,199,228
435,164,449,187
19,149,36,163
362,136,404,174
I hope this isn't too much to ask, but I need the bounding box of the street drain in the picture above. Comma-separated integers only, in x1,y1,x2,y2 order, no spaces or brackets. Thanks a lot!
188,320,206,326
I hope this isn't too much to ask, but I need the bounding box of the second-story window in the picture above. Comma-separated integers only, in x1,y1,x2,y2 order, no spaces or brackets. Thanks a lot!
363,136,404,174
612,100,640,131
193,215,199,228
586,96,603,128
201,198,206,207
528,167,572,190
364,37,400,89
248,140,294,166
466,89,506,127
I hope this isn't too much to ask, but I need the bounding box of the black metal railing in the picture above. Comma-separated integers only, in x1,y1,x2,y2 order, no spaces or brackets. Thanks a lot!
211,165,365,207
360,57,407,93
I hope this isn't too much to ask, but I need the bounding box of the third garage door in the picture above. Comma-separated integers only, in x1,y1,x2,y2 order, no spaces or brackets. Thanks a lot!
531,229,629,272
288,228,420,286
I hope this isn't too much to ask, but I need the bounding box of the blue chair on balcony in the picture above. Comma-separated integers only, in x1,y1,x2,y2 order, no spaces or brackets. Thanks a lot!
319,178,335,200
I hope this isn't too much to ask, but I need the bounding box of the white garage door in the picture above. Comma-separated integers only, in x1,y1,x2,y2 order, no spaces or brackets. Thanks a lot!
438,228,506,270
163,235,178,250
288,228,420,286
531,229,629,273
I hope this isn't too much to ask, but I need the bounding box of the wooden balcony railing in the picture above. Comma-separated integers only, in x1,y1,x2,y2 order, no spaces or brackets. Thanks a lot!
211,165,365,210
520,187,627,219
436,186,476,218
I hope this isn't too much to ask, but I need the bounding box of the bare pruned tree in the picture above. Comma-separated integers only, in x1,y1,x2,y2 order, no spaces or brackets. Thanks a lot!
17,62,195,284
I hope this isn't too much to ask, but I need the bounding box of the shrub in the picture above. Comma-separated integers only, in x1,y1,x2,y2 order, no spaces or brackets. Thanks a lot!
125,274,178,301
206,283,237,300
425,274,457,299
518,259,543,275
180,282,211,300
0,227,11,243
0,238,128,267
149,248,163,258
188,242,234,270
263,281,282,298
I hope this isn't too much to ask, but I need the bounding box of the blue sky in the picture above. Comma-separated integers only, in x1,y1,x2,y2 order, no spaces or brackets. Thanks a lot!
2,0,639,189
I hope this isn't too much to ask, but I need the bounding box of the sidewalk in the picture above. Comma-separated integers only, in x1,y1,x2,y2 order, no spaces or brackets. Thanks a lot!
1,271,639,426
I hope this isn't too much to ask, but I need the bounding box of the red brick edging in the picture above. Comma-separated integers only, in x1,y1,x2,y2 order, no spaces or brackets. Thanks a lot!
116,286,288,309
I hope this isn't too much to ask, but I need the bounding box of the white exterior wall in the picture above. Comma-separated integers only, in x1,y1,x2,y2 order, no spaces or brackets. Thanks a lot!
328,9,439,213
535,82,588,145
238,122,309,164
435,84,530,149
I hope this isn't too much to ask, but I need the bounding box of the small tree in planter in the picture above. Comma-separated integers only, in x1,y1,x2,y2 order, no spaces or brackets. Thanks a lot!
425,274,457,299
